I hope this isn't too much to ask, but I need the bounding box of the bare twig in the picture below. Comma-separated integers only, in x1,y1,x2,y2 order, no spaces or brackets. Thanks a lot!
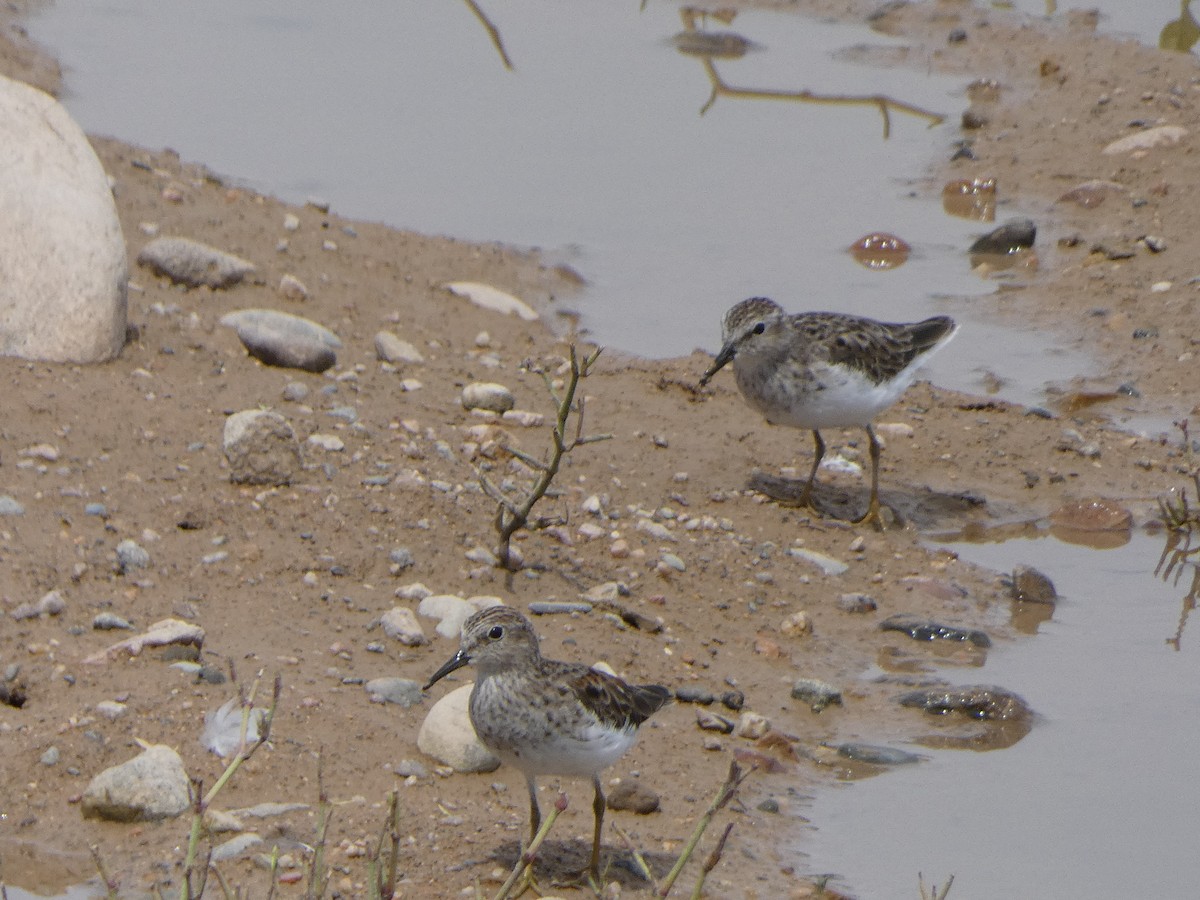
89,844,119,900
483,345,610,570
306,752,333,900
460,0,514,70
657,760,750,896
690,822,734,900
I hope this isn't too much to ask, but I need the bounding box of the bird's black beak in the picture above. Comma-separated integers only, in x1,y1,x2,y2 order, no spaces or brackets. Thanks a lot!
424,648,470,691
699,342,736,387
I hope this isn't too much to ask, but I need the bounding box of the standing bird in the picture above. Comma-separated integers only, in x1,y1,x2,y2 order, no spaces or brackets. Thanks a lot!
699,297,957,527
424,606,670,882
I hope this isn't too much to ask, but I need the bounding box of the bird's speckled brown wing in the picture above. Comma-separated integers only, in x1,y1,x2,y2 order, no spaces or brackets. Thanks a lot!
792,312,956,384
544,660,671,730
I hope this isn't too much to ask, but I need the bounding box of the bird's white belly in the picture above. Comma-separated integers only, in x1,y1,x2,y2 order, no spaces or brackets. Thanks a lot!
496,721,639,777
739,359,920,429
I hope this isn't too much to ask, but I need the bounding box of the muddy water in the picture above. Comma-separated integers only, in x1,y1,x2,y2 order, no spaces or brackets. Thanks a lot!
807,526,1200,898
29,0,1103,409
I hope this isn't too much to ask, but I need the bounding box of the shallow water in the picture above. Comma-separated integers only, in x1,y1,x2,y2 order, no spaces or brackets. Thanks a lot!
28,0,1105,409
807,525,1200,898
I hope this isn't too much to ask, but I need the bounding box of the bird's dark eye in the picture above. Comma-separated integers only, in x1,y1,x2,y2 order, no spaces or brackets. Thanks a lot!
752,322,766,335
488,625,504,640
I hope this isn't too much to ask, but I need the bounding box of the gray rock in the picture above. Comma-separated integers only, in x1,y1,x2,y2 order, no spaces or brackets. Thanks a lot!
375,331,425,365
84,502,108,517
0,496,25,516
898,685,1032,723
461,382,515,413
223,409,304,486
969,217,1036,255
12,590,67,619
365,677,424,707
696,709,735,734
673,686,715,705
211,833,264,862
40,746,60,766
93,612,134,631
836,592,878,613
220,309,340,373
528,601,593,615
880,613,991,648
0,74,127,363
393,758,429,779
379,607,426,646
389,547,415,570
116,539,151,572
137,236,254,289
417,684,501,772
81,743,191,821
282,381,310,402
791,678,843,712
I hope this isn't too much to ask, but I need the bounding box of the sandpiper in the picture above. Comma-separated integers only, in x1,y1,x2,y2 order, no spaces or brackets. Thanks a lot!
424,605,670,882
700,297,957,527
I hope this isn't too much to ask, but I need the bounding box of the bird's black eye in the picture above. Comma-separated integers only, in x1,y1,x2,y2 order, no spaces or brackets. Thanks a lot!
488,625,504,640
752,322,766,335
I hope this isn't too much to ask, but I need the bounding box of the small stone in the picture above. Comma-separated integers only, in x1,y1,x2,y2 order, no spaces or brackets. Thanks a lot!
375,332,425,365
223,409,304,486
136,237,255,289
969,218,1036,255
82,743,191,821
220,309,341,374
93,612,134,631
0,496,26,516
116,540,151,572
606,780,660,814
500,409,544,428
393,759,429,779
461,382,515,413
40,746,60,766
674,686,715,705
1049,498,1133,533
20,443,59,461
282,382,310,402
443,282,539,321
696,709,735,733
380,607,426,646
736,712,771,740
283,213,300,231
84,502,108,517
880,614,991,648
836,592,877,613
609,539,630,559
720,691,745,711
790,678,843,713
278,274,308,301
786,547,848,576
779,611,811,637
365,677,424,707
389,548,415,570
1102,124,1188,155
306,434,345,452
95,700,127,719
528,601,593,615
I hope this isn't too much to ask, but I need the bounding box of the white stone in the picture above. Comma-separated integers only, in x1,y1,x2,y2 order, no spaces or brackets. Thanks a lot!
375,331,425,365
1102,124,1187,155
279,273,308,301
380,607,426,646
461,382,515,413
306,433,345,452
0,75,127,363
417,684,501,773
443,282,538,321
501,409,544,427
82,743,190,821
137,237,255,288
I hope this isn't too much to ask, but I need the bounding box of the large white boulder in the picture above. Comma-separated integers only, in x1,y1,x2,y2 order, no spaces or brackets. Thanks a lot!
0,75,127,363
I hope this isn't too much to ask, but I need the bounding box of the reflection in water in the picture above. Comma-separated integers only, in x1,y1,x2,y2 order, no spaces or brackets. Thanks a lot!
461,0,513,70
673,7,945,136
1155,528,1200,649
848,232,910,269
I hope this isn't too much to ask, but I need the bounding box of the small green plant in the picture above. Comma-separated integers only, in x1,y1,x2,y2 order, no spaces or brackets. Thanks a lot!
478,344,611,570
918,872,954,899
366,790,403,900
1159,419,1200,531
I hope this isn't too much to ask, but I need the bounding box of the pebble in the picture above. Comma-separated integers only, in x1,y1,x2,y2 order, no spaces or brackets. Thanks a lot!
461,382,515,413
380,607,426,646
834,743,922,766
283,213,300,231
779,611,811,637
307,434,345,452
791,678,843,712
375,331,425,365
220,309,341,373
393,758,429,779
95,700,127,719
736,712,771,740
40,746,60,766
969,217,1036,254
659,552,686,572
11,590,67,620
116,540,151,572
84,502,108,517
396,582,431,601
674,686,715,705
93,609,135,628
0,496,25,516
20,443,59,461
212,834,264,863
528,601,593,615
696,709,735,734
1102,124,1188,155
389,547,415,570
898,685,1032,722
223,409,304,487
786,547,848,576
636,519,675,541
720,690,745,711
136,237,255,289
609,539,630,558
282,381,310,402
606,780,660,814
278,273,308,301
365,677,424,707
836,592,877,614
500,409,544,428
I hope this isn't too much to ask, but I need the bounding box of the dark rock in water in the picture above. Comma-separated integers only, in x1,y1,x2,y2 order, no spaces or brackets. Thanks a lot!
898,685,1031,722
790,678,843,712
880,613,991,648
834,743,923,765
606,780,660,814
1010,565,1057,604
969,218,1036,254
674,685,715,705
